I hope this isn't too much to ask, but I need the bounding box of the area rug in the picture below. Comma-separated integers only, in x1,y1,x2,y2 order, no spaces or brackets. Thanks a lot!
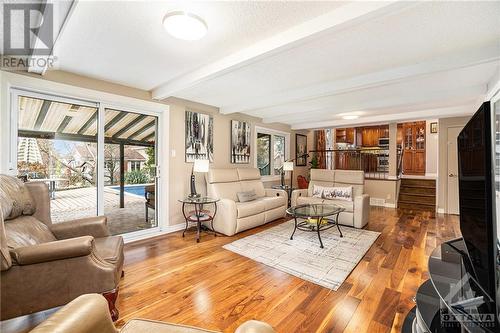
223,220,380,290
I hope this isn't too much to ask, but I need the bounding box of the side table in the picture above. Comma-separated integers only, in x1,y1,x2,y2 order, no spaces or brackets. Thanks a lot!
179,197,219,243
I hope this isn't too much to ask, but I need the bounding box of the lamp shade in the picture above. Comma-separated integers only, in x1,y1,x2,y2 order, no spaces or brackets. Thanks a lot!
283,161,294,171
193,159,209,173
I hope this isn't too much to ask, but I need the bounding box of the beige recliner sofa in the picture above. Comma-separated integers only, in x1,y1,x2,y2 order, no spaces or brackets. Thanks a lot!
290,169,370,228
29,294,275,333
0,175,124,321
206,168,287,236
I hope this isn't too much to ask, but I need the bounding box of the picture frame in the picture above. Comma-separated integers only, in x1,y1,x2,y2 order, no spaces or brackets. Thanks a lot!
185,110,214,162
230,120,251,164
430,122,438,134
295,134,307,166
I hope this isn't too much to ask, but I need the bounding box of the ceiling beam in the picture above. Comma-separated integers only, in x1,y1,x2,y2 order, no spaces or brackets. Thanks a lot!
105,112,127,131
292,104,476,130
151,1,410,100
56,115,73,133
127,120,155,140
223,42,500,116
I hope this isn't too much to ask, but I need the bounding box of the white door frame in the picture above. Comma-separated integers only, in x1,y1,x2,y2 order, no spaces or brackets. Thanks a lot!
3,73,169,243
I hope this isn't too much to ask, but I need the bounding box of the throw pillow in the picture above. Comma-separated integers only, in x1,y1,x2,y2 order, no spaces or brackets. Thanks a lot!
322,186,353,202
312,185,325,198
237,190,257,203
0,175,35,220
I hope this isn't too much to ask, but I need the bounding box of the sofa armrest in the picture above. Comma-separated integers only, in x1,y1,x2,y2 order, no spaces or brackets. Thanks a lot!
29,294,118,333
353,194,370,228
51,216,110,239
235,320,276,333
212,199,238,236
25,181,51,225
290,189,308,207
265,188,287,200
11,236,93,265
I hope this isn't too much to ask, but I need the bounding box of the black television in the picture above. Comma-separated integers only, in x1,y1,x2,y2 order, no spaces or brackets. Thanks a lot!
457,101,498,305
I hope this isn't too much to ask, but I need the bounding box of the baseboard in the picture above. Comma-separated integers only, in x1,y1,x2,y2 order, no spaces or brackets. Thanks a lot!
384,202,397,208
437,208,445,214
123,222,185,244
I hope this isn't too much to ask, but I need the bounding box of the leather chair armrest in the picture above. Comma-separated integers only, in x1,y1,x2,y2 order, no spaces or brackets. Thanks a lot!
11,236,93,265
29,294,118,333
265,188,287,199
290,189,308,207
234,320,276,333
25,181,52,225
51,216,110,239
353,194,370,228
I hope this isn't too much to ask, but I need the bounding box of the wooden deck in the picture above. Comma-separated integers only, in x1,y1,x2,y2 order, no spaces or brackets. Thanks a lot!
51,187,155,235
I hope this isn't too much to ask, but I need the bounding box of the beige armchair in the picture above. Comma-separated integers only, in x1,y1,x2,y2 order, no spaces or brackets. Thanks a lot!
0,175,124,321
206,168,287,236
290,169,370,228
29,294,276,333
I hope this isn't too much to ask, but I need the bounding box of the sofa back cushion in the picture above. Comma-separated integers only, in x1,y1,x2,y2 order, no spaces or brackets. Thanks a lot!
206,169,241,202
237,168,265,198
308,169,335,197
0,175,36,220
5,215,56,249
334,170,364,197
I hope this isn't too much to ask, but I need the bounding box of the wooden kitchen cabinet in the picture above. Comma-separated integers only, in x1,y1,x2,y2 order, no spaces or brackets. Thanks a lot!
335,128,355,144
402,121,426,175
359,125,388,147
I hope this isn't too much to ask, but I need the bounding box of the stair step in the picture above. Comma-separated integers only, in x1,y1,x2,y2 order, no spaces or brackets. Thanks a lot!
399,194,436,205
401,179,436,187
398,201,436,212
399,187,436,196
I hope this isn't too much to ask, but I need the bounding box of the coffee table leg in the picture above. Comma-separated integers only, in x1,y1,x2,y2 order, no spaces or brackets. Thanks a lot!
316,216,324,248
336,212,343,238
290,216,298,240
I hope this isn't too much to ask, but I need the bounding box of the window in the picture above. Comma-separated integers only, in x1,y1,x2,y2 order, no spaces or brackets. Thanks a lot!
255,127,290,178
129,161,141,172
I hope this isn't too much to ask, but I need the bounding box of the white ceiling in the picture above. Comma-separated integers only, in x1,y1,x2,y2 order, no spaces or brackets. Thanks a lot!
51,1,500,129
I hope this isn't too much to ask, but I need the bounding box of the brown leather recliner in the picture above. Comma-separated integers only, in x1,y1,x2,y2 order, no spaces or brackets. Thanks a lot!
29,294,276,333
0,175,124,321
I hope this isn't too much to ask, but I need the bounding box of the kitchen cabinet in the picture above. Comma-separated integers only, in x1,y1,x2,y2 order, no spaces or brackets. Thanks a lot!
359,125,389,147
335,128,355,144
402,121,426,175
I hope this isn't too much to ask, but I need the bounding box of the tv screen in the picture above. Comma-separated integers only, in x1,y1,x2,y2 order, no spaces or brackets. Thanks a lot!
458,101,498,302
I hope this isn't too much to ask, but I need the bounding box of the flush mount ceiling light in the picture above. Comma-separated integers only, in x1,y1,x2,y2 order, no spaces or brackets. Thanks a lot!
342,115,360,120
163,11,208,41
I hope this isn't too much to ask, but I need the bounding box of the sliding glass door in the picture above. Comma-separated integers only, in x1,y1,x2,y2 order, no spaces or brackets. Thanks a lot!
13,90,160,237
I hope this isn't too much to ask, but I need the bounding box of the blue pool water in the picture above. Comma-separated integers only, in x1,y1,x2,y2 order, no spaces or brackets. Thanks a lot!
109,185,146,197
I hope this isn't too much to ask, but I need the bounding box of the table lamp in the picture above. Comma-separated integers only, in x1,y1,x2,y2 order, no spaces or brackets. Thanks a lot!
281,161,294,187
189,159,209,198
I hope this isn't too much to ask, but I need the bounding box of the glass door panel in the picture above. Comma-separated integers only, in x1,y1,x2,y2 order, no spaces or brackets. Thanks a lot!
103,108,158,235
17,95,99,222
257,133,271,176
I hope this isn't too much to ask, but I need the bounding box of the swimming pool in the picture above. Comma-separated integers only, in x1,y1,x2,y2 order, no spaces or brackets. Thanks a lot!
109,185,147,197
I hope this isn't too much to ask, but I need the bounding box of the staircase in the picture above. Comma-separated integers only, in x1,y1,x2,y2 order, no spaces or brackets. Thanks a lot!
398,178,436,214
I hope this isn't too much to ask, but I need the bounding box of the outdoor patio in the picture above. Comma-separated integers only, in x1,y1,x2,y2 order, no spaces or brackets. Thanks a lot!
51,187,156,235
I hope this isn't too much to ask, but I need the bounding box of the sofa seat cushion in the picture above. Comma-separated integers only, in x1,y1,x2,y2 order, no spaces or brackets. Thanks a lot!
93,236,124,266
121,319,219,333
5,215,56,249
236,200,265,218
261,196,286,210
295,197,354,212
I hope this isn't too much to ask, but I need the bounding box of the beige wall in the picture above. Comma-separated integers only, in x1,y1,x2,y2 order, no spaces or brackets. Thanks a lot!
6,70,309,227
426,119,439,176
364,179,399,207
437,116,471,212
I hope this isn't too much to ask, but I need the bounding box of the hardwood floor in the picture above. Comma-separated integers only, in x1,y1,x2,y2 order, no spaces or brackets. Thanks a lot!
116,207,460,333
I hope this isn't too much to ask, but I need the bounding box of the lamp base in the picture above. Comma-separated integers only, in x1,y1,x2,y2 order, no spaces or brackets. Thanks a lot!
188,193,201,199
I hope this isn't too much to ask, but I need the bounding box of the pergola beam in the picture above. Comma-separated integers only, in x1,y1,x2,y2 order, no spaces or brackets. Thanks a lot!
19,130,154,147
105,112,127,132
127,120,155,140
77,111,97,134
112,115,147,138
56,116,73,133
33,100,51,130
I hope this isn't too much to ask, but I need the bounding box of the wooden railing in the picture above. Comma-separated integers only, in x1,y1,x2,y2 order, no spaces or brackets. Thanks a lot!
309,148,402,180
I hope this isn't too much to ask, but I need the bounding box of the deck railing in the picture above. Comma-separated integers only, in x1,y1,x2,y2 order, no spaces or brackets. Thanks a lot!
308,148,402,180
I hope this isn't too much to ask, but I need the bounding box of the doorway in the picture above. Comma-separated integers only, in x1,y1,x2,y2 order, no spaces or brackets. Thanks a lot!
446,126,462,215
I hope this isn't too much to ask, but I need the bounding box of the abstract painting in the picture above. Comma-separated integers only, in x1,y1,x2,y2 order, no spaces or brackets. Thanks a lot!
231,120,251,164
185,111,214,162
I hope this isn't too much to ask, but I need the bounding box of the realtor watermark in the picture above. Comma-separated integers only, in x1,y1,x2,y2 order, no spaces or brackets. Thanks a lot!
2,2,57,70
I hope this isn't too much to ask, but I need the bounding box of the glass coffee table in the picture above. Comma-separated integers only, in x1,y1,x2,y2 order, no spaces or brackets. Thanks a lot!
286,204,345,248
